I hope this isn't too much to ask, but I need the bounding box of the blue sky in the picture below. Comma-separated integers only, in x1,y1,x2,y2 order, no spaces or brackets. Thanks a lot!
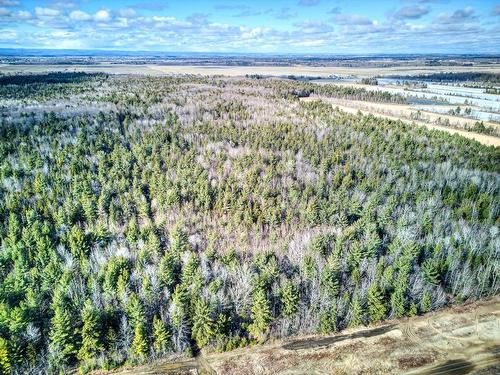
0,0,499,53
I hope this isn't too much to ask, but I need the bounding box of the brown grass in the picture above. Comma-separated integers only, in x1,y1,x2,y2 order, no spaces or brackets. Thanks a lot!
398,355,436,370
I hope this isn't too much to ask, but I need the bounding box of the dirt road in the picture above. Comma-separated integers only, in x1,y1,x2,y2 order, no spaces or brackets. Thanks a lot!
105,297,499,375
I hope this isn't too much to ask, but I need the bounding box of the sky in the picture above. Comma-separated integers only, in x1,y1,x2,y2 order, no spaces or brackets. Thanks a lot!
0,0,499,54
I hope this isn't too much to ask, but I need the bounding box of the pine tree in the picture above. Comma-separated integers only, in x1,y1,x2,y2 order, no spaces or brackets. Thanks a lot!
421,290,432,313
171,285,188,329
49,291,79,364
422,259,440,285
320,267,339,300
181,254,200,286
249,286,272,341
78,299,102,362
81,193,97,224
126,216,140,244
170,225,190,254
126,293,145,329
152,315,171,354
349,296,364,327
367,284,386,323
0,338,10,375
318,305,337,334
348,241,363,269
131,322,148,361
310,234,329,257
390,289,406,318
280,279,300,316
191,298,215,349
146,230,161,258
158,251,180,291
68,224,88,259
408,303,418,317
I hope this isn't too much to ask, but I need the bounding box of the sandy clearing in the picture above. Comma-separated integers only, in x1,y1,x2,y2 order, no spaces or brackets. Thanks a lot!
104,297,500,375
301,96,500,147
204,297,500,375
1,64,500,77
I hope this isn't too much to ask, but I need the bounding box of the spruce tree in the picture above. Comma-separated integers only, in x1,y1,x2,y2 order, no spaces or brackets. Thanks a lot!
152,315,171,354
171,285,188,329
421,290,432,313
0,337,10,375
170,225,190,254
249,286,272,341
158,251,180,291
131,322,148,361
49,291,79,364
318,305,337,334
78,299,102,362
280,279,300,316
349,296,364,327
367,284,386,323
191,298,215,349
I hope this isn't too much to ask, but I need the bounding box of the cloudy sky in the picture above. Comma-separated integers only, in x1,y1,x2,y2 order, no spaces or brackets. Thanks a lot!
0,0,499,53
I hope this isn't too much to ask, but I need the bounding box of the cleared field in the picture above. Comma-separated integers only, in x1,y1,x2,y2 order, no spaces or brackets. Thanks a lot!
301,96,500,147
1,63,500,77
104,297,500,375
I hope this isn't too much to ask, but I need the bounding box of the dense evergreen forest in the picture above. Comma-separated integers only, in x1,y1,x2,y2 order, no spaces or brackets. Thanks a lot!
0,73,498,373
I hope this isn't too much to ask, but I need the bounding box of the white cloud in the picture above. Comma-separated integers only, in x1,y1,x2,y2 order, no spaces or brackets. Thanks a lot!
70,10,91,21
0,28,17,40
333,14,373,25
16,10,31,19
34,7,60,18
0,0,19,7
94,9,111,22
119,8,137,18
436,7,476,24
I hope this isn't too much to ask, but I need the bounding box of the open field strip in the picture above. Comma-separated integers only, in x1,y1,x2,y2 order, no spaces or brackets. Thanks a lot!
104,297,500,375
301,96,500,147
1,63,500,77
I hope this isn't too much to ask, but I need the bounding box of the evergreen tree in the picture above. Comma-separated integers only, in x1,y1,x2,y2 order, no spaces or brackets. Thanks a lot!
408,303,418,317
421,291,432,313
131,322,148,361
280,279,300,316
349,296,364,327
0,338,10,375
171,285,188,330
152,315,171,354
146,230,161,258
191,298,215,349
158,251,181,291
367,284,386,323
318,305,337,334
126,293,145,329
249,286,272,341
68,224,88,259
422,259,440,285
391,289,406,318
49,291,79,364
78,299,102,362
170,225,190,254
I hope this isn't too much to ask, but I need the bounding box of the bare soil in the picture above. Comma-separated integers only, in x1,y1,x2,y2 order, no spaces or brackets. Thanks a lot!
105,297,499,375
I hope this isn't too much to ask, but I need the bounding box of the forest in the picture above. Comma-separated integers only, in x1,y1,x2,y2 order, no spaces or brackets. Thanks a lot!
0,72,498,374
